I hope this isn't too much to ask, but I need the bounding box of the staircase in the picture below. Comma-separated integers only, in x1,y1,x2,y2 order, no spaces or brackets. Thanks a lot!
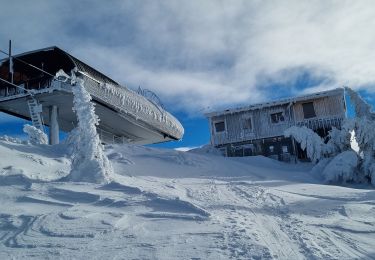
27,98,44,131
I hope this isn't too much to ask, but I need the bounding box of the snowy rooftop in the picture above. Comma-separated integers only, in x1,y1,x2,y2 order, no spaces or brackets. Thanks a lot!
205,88,345,117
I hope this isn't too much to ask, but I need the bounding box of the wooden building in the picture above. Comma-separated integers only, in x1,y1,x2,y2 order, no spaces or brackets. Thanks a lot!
205,88,346,161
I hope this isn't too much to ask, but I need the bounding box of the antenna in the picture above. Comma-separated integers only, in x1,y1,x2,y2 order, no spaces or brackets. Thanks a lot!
9,40,13,83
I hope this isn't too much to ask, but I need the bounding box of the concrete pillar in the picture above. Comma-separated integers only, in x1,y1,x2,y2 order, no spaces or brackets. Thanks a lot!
49,105,59,145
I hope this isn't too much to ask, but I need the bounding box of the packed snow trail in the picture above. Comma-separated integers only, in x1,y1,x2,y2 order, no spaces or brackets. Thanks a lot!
0,140,374,259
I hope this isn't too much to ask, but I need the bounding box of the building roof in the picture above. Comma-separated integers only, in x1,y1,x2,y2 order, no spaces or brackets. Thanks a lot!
205,88,345,117
0,46,184,143
0,46,119,86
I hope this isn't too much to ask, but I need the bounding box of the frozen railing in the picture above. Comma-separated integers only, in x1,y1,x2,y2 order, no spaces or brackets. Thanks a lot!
137,86,165,111
295,116,344,130
0,79,55,102
212,131,256,147
212,116,345,146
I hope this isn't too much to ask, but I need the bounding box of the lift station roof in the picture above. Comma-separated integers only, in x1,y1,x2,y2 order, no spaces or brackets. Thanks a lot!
0,46,184,144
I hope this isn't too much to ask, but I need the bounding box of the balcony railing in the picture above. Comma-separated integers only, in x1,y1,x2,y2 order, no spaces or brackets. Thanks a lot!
212,131,256,147
212,116,345,147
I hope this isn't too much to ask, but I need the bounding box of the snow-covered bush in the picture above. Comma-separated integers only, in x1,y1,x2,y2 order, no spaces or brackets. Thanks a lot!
23,124,48,145
66,76,113,183
324,121,353,156
0,135,24,144
322,151,359,183
284,126,325,163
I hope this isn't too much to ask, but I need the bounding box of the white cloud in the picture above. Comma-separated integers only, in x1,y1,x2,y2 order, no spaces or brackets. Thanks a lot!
174,146,199,152
1,0,375,115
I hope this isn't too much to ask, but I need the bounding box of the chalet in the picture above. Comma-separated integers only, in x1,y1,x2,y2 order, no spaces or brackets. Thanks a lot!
205,88,346,161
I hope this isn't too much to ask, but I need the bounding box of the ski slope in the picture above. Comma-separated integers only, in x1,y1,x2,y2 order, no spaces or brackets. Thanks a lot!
0,139,374,259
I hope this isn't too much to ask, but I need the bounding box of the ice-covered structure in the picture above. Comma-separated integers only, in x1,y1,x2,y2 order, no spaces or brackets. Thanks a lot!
286,87,375,185
206,88,346,161
0,46,184,145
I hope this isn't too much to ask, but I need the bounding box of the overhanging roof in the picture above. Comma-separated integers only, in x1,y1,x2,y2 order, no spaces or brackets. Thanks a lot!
0,46,119,86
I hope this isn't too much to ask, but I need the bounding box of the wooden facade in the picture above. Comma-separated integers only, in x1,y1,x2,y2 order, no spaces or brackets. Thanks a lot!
205,88,346,161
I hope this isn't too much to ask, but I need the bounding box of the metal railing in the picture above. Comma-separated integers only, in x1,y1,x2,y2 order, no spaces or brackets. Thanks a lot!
82,76,183,140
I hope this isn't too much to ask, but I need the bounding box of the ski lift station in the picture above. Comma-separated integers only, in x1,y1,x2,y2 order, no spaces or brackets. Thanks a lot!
0,46,184,145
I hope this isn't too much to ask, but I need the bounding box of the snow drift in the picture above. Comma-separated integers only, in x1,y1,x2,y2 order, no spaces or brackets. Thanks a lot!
23,124,48,145
0,138,374,259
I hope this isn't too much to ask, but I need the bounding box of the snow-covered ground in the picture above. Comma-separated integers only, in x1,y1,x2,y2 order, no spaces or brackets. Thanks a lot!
0,139,374,259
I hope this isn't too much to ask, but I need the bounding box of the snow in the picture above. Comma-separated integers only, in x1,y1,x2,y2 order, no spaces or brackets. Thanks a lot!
65,77,113,183
345,87,374,119
23,124,48,145
0,138,374,259
322,151,359,183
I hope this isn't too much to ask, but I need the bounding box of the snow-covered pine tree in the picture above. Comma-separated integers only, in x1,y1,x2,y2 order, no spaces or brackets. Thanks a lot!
346,87,375,184
66,75,113,183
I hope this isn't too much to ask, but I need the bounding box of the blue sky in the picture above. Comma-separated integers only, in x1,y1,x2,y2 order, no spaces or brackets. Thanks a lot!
0,1,375,148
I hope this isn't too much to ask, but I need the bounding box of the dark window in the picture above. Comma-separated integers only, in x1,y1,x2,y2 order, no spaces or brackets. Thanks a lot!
214,121,225,133
302,102,316,119
244,148,253,156
270,112,285,123
234,147,244,157
242,118,252,130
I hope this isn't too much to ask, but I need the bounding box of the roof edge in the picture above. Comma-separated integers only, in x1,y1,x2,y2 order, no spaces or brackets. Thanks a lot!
205,87,345,117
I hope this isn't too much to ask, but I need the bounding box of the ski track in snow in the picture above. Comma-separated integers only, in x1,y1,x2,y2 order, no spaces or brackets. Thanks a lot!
0,141,374,259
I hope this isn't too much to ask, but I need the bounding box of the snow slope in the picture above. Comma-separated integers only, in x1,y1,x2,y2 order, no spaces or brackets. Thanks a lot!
0,139,374,259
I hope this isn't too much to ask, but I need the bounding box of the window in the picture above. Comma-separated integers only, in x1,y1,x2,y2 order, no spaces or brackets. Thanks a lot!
302,102,316,119
269,145,274,153
270,112,285,124
282,146,288,153
214,121,225,133
242,117,252,130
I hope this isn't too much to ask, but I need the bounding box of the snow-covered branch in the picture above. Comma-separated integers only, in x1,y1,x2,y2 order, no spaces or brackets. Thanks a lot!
284,126,325,163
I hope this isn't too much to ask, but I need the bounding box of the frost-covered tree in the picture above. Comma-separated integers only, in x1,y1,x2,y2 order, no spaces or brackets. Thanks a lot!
66,75,113,183
23,124,48,145
284,126,325,163
324,120,353,156
345,87,375,184
345,87,375,119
